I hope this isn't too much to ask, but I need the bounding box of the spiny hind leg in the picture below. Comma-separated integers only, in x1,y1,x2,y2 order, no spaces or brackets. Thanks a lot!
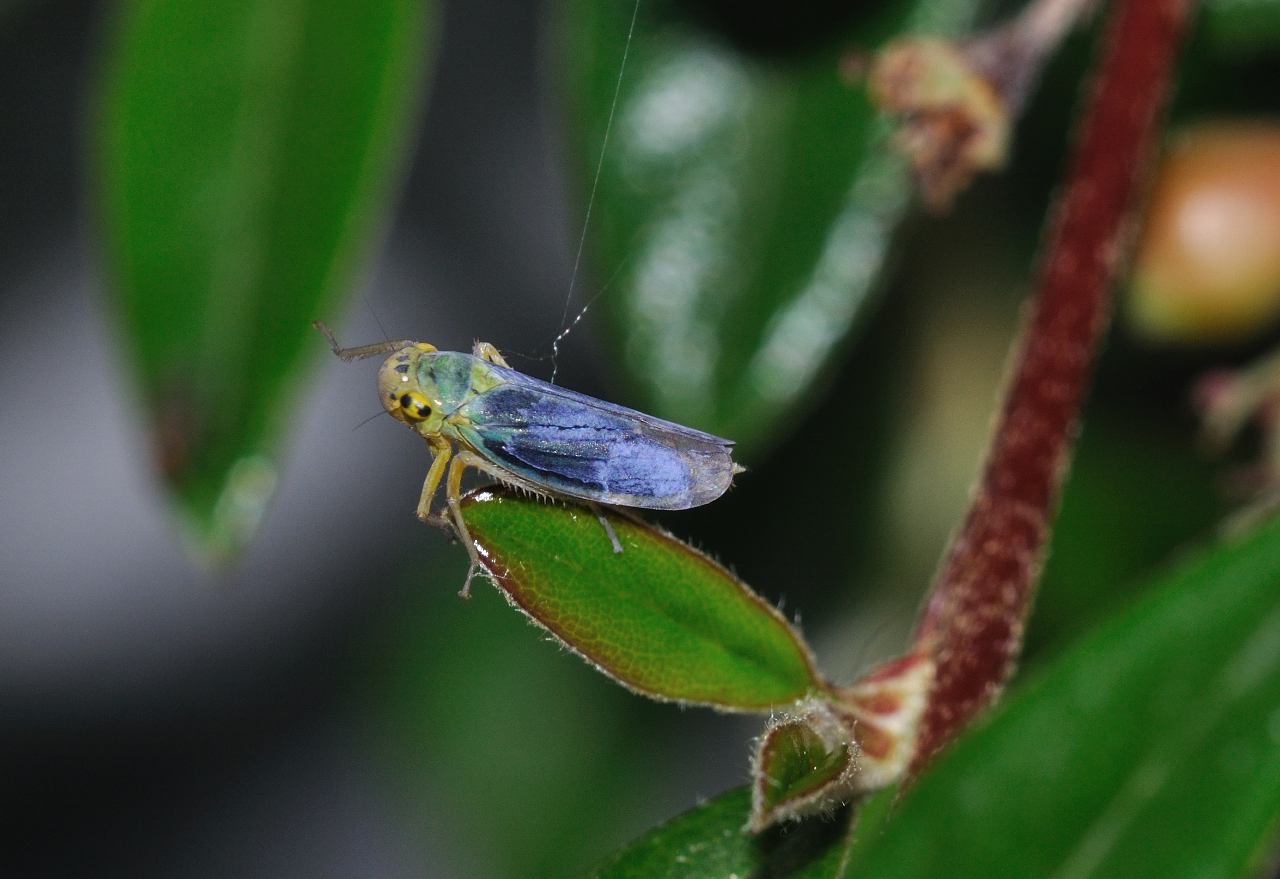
472,341,511,368
587,502,624,554
445,450,515,598
416,437,453,531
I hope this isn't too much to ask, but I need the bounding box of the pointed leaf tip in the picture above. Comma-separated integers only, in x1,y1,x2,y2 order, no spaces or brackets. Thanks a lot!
461,487,824,711
98,0,434,557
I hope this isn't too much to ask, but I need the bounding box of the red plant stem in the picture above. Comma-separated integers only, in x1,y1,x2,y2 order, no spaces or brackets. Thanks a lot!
908,0,1194,774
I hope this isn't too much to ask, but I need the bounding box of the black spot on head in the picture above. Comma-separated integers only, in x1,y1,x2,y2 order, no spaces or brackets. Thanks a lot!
417,404,431,417
395,363,409,374
400,394,412,407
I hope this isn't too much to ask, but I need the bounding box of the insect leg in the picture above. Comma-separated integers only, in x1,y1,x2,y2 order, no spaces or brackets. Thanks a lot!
587,502,624,554
416,437,453,528
445,450,512,599
472,341,511,369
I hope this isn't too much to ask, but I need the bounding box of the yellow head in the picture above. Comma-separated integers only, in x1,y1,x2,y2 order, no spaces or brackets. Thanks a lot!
312,322,448,433
377,342,441,428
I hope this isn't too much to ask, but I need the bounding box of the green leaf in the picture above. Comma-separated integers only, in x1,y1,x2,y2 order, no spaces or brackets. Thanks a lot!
460,488,824,711
846,514,1280,877
97,0,433,557
592,786,856,879
556,0,983,455
751,706,856,832
1200,0,1280,51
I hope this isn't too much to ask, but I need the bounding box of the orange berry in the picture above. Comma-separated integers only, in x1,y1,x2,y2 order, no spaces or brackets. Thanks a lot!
1130,123,1280,345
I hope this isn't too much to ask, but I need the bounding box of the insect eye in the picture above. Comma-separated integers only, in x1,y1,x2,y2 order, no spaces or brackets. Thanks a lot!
398,391,432,422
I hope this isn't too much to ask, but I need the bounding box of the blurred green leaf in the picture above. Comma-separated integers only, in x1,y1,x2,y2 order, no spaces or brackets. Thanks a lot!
845,513,1280,877
1200,0,1280,51
374,557,673,879
97,0,432,557
1031,410,1225,657
592,786,855,879
557,0,982,456
461,487,825,710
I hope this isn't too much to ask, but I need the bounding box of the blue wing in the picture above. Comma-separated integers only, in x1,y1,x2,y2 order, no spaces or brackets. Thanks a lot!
452,365,736,510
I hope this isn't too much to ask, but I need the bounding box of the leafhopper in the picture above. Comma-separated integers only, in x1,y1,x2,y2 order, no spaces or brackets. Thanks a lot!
317,322,741,596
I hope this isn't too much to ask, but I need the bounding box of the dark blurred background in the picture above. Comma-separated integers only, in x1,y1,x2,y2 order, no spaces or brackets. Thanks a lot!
2,0,1274,876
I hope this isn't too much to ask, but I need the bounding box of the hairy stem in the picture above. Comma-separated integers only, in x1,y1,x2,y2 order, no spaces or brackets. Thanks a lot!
908,0,1194,775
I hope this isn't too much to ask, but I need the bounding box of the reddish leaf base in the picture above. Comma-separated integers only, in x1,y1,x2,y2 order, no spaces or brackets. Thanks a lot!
748,653,934,832
837,651,934,790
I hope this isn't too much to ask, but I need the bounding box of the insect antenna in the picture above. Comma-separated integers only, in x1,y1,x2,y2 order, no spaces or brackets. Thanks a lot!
313,320,412,362
550,0,641,384
362,291,394,346
351,408,393,432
